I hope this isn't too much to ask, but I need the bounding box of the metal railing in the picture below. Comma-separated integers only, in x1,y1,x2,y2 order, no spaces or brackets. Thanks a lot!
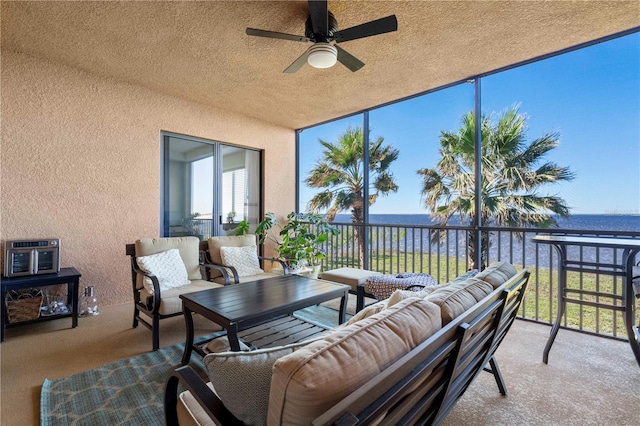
188,216,639,340
193,219,214,239
321,221,640,341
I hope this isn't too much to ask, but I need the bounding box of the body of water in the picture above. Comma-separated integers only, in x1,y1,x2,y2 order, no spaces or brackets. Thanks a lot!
330,214,640,268
333,214,640,232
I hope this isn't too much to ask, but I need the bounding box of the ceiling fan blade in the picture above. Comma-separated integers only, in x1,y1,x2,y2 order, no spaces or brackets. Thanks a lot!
283,51,308,73
333,15,398,43
308,0,328,36
335,45,365,72
246,28,309,42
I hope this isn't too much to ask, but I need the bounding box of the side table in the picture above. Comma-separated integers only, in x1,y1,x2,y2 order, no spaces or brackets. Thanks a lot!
532,235,640,367
1,267,81,342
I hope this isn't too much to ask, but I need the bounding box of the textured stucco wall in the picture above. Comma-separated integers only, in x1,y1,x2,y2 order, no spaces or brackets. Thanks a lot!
0,51,296,306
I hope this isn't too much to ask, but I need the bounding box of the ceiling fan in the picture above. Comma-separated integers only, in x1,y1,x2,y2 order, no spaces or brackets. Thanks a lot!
246,0,398,73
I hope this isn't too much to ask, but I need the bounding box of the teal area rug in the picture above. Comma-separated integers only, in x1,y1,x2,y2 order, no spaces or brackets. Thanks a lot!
40,305,346,425
40,341,204,425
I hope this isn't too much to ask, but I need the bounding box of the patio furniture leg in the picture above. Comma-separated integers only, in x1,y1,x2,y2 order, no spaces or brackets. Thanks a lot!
483,356,507,395
227,324,241,351
132,306,139,328
338,292,347,324
182,306,195,364
543,245,567,364
356,285,366,312
152,315,160,351
623,250,640,367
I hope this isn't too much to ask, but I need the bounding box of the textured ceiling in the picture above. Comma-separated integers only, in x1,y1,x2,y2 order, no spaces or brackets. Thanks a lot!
2,1,639,129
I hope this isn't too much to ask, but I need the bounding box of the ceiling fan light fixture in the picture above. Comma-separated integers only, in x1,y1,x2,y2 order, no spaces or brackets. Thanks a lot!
307,42,338,69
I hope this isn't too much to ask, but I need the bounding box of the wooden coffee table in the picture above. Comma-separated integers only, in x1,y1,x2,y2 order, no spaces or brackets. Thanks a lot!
180,274,349,364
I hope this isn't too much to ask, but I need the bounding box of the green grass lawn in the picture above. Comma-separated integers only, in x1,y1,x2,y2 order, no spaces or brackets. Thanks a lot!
327,250,636,338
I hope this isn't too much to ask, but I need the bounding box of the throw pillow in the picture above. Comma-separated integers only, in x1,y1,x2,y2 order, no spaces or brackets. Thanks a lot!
448,269,479,285
203,339,315,426
345,300,387,325
206,335,251,353
220,245,264,277
386,287,438,308
136,249,190,294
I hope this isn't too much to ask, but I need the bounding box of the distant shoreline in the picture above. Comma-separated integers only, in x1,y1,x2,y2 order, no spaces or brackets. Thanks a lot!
331,213,640,232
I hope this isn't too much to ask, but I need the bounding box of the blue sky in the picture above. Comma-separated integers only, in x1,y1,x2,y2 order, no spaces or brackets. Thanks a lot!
298,32,640,216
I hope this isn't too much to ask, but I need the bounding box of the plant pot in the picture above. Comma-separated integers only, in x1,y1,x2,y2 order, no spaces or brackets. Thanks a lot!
309,263,321,279
288,267,304,275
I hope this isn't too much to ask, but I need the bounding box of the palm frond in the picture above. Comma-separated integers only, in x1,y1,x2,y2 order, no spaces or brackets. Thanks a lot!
307,190,334,212
418,104,574,232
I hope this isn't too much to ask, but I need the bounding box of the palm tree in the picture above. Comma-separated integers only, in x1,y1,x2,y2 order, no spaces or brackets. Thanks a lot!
417,105,574,269
305,126,399,266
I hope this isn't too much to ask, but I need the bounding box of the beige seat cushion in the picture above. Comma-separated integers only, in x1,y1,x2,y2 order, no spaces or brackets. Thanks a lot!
177,382,217,426
212,271,280,285
319,267,383,292
135,237,202,289
267,297,442,426
475,261,518,289
138,279,221,315
425,277,494,325
207,235,258,279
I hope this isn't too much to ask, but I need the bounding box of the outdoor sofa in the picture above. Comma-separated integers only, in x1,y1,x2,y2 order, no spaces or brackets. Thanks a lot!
165,261,530,425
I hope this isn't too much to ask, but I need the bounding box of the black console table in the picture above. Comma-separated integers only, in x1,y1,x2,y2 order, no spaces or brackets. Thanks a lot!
1,267,81,342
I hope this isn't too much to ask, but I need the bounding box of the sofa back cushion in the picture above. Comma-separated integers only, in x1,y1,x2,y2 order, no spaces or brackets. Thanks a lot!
475,261,518,289
267,297,442,426
134,237,201,289
207,235,258,278
425,277,494,325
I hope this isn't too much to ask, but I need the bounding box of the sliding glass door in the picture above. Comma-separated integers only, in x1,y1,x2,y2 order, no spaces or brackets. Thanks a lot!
161,132,261,239
220,145,261,235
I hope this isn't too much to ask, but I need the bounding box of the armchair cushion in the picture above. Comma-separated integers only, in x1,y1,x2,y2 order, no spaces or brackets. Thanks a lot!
138,279,222,316
203,340,316,426
134,237,202,290
207,235,258,263
211,272,280,286
136,249,190,294
220,245,264,277
207,235,259,279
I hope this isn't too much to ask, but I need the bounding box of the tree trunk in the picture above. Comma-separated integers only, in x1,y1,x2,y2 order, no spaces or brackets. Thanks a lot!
467,229,489,271
351,205,365,268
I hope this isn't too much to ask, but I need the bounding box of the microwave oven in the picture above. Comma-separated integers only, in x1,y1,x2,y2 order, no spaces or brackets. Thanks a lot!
3,239,60,278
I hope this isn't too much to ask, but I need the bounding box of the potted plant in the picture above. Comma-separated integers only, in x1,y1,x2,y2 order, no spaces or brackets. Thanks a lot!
237,211,339,277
